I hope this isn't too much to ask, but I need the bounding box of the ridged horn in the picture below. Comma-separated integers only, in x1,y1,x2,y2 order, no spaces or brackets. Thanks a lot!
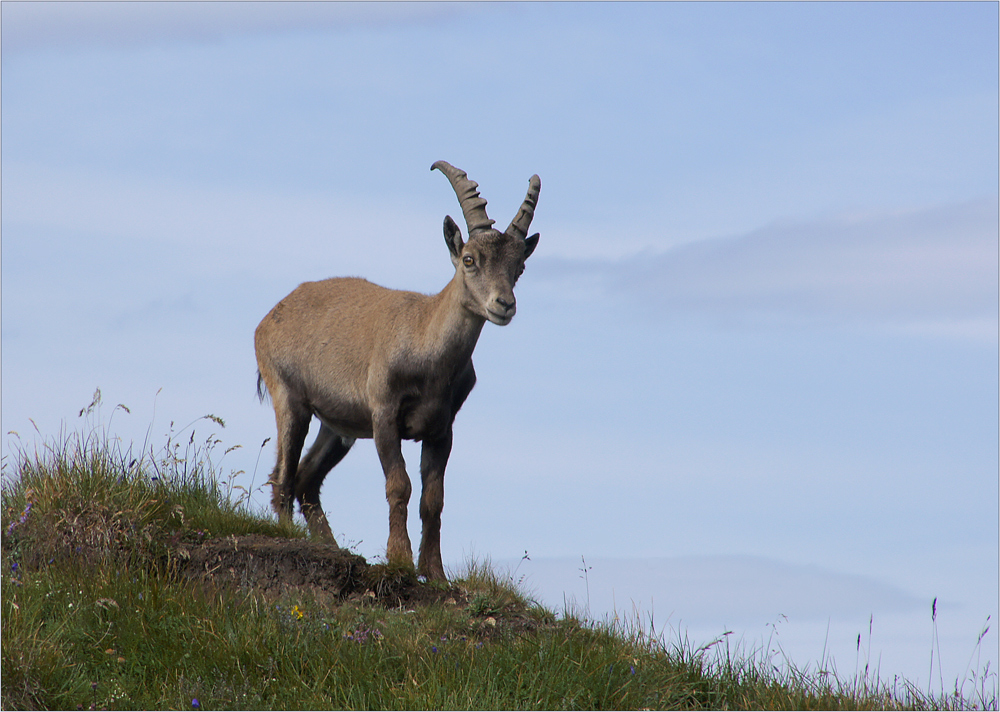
505,174,541,241
431,161,495,235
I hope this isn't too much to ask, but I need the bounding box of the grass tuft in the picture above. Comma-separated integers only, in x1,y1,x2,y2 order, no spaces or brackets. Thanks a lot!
3,407,301,581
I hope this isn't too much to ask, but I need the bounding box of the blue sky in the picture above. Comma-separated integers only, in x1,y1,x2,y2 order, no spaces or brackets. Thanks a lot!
2,1,997,691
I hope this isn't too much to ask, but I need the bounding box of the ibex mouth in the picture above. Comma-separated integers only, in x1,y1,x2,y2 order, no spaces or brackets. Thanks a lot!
486,310,514,326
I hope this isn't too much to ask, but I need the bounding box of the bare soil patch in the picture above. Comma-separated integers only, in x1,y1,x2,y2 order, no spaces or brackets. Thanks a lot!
178,534,466,609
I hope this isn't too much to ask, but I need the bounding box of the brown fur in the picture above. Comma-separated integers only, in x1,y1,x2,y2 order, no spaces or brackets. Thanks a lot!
254,163,540,582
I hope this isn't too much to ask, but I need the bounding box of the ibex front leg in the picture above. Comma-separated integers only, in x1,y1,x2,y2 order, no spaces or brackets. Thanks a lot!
418,429,452,582
373,409,414,567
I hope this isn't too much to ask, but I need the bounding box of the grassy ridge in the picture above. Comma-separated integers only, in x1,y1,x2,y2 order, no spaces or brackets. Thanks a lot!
1,405,992,710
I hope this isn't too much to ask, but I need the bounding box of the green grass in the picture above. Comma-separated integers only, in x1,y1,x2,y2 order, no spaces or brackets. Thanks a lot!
2,399,995,710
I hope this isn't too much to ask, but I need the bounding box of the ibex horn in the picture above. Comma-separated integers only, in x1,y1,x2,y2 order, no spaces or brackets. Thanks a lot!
431,161,496,235
505,174,541,241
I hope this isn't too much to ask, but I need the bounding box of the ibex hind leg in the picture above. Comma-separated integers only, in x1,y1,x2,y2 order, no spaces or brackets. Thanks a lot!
268,392,311,527
295,423,355,545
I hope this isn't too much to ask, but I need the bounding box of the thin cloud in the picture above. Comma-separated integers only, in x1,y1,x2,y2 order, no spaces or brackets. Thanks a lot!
537,197,999,336
0,160,448,290
1,2,467,56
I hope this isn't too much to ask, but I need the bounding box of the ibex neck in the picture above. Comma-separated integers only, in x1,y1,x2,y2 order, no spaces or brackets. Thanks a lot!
422,275,486,363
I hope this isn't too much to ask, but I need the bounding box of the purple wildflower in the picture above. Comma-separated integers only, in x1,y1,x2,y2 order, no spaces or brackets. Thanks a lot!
7,501,33,536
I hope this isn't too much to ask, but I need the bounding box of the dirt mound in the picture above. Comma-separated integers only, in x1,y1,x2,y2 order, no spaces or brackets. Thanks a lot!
179,535,464,608
181,534,366,595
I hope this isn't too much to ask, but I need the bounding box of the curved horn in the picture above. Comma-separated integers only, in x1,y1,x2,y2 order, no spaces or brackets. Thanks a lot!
505,174,541,241
431,161,495,235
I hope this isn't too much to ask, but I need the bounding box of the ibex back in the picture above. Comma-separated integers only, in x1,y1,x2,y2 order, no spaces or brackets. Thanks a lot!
254,161,540,581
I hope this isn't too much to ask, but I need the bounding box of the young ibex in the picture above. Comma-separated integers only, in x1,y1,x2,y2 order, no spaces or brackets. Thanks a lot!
254,161,540,582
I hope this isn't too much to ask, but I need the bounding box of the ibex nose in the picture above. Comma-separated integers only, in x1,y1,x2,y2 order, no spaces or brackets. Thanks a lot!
495,296,515,312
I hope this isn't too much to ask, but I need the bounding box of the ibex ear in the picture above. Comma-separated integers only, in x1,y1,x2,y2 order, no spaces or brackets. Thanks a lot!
443,215,464,261
524,233,539,260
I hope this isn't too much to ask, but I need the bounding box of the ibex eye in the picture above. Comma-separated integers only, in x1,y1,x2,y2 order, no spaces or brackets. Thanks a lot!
463,255,475,267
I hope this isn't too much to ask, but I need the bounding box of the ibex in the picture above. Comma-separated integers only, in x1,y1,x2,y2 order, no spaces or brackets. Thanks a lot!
254,161,540,582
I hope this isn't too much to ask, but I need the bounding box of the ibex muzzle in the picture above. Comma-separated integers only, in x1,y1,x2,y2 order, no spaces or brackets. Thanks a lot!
254,161,540,582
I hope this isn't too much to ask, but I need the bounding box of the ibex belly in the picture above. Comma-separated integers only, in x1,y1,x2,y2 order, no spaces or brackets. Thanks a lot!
307,380,453,442
308,393,375,441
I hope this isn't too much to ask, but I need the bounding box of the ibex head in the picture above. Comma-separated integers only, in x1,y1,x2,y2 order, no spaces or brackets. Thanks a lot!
432,161,540,326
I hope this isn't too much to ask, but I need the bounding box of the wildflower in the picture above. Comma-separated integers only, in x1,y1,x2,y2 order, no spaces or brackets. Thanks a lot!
7,500,33,536
630,665,636,675
345,627,371,644
431,646,438,654
192,698,200,709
